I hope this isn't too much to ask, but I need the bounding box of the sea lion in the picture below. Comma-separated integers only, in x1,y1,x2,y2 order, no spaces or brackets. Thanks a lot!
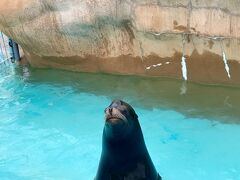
96,100,162,180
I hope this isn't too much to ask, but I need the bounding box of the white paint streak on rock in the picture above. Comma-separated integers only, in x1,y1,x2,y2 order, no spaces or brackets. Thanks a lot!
222,52,231,79
181,56,187,80
146,63,162,70
152,32,162,36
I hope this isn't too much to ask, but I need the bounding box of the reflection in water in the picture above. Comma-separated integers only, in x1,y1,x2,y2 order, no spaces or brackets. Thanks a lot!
14,65,240,123
180,81,187,95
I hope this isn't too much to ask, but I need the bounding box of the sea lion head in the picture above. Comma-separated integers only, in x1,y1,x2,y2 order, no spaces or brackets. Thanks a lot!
104,100,138,139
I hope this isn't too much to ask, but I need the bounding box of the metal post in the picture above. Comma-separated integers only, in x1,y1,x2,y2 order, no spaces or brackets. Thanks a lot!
8,38,20,62
8,39,14,62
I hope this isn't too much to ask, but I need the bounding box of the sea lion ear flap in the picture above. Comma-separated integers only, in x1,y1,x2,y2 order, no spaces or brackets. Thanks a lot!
127,104,138,120
133,112,138,120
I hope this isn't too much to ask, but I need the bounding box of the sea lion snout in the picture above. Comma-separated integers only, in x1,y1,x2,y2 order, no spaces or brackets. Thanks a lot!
104,107,127,124
104,107,113,115
104,100,129,124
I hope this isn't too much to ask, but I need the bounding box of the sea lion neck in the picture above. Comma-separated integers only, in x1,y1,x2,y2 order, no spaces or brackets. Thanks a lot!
103,121,145,152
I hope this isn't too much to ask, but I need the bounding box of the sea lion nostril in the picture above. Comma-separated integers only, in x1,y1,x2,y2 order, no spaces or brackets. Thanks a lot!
105,107,113,115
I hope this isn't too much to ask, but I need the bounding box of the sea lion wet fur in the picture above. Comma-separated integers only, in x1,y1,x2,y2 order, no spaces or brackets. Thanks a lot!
96,100,162,180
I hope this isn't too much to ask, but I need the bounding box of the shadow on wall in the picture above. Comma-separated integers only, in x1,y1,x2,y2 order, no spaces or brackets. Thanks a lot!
15,66,240,123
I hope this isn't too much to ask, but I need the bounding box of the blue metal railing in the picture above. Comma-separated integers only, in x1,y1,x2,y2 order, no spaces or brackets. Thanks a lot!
9,38,20,62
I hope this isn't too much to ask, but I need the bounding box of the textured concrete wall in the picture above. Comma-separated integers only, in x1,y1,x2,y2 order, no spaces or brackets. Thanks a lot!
0,0,240,85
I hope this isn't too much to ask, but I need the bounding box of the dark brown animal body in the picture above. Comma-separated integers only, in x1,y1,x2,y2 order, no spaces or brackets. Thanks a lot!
96,100,162,180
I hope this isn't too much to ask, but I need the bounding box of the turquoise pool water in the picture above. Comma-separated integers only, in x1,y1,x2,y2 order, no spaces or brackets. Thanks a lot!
0,65,240,180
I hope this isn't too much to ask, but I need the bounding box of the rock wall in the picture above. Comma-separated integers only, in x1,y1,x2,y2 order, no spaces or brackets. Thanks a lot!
0,0,240,85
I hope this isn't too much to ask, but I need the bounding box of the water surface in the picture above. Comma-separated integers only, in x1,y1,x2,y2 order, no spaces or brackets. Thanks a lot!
0,65,240,180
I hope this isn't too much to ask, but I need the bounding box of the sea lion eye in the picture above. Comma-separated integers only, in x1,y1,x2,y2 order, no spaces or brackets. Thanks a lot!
122,109,127,114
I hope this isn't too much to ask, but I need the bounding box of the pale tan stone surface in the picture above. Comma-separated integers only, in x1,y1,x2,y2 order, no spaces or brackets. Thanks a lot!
134,6,188,33
230,16,240,38
0,0,240,85
137,33,183,58
134,0,189,6
191,0,240,15
0,0,31,12
222,38,240,61
190,9,231,37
